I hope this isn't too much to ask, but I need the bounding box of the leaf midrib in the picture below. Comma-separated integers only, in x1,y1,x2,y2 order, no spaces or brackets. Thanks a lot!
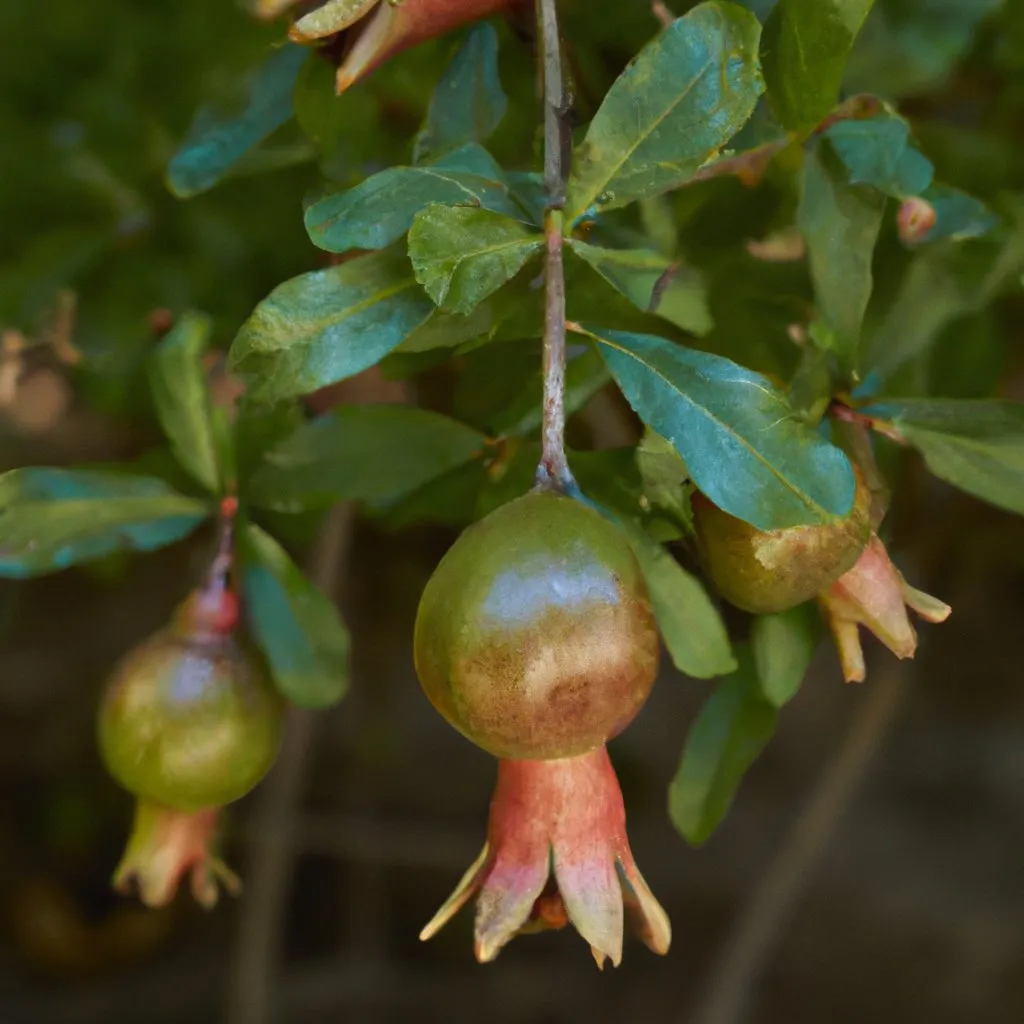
593,332,830,522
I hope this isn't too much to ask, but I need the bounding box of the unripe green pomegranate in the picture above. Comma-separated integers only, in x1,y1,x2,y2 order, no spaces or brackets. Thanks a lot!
414,490,660,760
99,590,283,814
692,470,873,615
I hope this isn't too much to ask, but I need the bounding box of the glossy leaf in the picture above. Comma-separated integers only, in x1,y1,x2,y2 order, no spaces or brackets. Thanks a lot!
636,429,693,534
762,0,875,132
668,647,777,845
249,405,487,511
241,524,350,708
578,325,856,530
863,398,1024,514
825,113,934,198
147,311,221,494
568,240,670,312
919,185,999,244
408,205,543,314
752,603,821,707
230,247,434,401
0,470,209,577
305,144,522,253
413,23,507,162
798,141,885,367
565,2,764,223
167,44,307,198
624,524,737,679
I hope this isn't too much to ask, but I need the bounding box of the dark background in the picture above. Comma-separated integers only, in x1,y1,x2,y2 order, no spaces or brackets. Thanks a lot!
2,1,1024,1022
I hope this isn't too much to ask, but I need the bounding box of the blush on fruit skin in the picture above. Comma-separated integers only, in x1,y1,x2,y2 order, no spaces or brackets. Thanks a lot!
692,469,873,615
98,604,283,814
414,491,660,761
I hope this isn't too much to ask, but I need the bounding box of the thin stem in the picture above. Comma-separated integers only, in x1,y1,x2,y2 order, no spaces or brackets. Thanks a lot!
536,0,573,491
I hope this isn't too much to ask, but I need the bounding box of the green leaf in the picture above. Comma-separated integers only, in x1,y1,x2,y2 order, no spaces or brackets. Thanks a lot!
862,247,969,378
668,647,777,844
248,405,487,512
241,524,350,708
919,185,999,244
234,396,306,489
413,23,508,162
568,240,670,312
844,0,1002,99
624,524,737,679
862,398,1024,515
751,603,821,707
578,325,856,530
798,141,885,368
304,144,522,253
0,470,209,577
649,266,714,337
230,247,434,401
565,2,764,223
762,0,875,132
408,205,543,315
636,429,693,534
824,113,934,198
147,311,221,494
166,44,307,198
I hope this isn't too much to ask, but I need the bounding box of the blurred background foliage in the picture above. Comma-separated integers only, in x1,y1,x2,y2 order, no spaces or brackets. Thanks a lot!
2,1,1024,1022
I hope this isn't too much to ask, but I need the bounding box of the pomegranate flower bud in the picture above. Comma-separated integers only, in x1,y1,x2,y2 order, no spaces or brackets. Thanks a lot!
112,801,240,910
819,534,951,683
282,0,518,93
420,746,671,967
897,196,937,247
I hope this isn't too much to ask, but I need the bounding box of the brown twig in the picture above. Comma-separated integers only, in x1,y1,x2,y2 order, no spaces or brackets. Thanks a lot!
227,503,355,1024
689,659,913,1024
535,0,574,492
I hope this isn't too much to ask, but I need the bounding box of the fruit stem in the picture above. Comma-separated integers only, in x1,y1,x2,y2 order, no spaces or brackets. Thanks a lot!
536,0,574,492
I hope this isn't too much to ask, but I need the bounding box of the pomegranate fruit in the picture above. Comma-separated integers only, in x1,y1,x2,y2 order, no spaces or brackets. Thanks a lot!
692,469,873,614
415,490,670,964
414,490,660,761
99,552,283,908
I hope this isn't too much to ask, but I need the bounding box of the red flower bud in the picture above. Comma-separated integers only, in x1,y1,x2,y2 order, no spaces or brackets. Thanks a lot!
818,534,951,682
897,196,937,247
420,746,671,966
271,0,520,93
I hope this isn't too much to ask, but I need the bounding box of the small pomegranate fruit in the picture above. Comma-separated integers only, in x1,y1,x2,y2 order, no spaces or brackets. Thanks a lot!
98,519,283,908
819,533,951,683
692,469,873,614
415,490,660,760
415,490,670,964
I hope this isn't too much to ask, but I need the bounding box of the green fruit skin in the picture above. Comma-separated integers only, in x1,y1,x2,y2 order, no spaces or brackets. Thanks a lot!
693,473,873,615
99,627,283,813
414,491,661,761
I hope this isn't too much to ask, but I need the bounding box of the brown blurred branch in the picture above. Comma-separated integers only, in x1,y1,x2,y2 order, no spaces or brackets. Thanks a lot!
689,659,913,1024
227,503,355,1024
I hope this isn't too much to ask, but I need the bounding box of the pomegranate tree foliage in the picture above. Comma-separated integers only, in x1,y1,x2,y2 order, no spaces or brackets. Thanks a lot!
3,0,1024,846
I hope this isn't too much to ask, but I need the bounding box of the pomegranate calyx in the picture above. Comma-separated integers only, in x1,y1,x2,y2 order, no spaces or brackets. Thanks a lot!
420,746,671,967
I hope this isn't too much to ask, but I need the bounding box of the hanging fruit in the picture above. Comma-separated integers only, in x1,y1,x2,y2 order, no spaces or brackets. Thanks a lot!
415,490,671,965
98,505,283,908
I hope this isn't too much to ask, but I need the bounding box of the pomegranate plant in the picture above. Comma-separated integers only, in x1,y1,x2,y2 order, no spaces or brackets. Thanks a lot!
3,0,1024,972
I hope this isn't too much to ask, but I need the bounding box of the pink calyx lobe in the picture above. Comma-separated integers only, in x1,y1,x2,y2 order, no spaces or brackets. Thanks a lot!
420,745,671,967
112,800,240,910
334,0,518,92
819,533,951,683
